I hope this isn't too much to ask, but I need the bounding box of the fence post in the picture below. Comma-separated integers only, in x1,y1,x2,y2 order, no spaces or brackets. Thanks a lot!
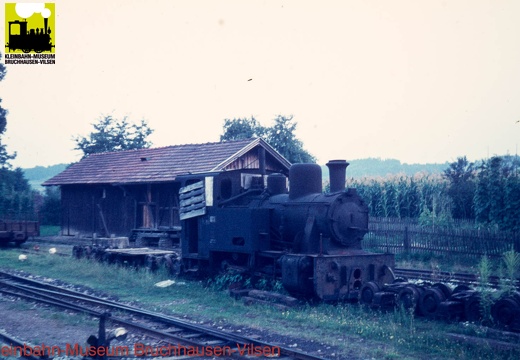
403,226,410,254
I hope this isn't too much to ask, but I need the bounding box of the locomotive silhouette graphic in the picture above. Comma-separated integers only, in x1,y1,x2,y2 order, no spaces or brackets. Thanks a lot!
6,17,54,53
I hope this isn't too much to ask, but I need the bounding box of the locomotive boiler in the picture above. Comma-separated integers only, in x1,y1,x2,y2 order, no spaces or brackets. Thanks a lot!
177,160,395,301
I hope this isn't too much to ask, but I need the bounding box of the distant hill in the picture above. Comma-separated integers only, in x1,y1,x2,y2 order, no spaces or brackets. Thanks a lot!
322,158,449,180
22,163,68,190
22,159,449,191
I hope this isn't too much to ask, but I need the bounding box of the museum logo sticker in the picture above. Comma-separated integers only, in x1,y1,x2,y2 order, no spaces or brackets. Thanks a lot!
4,3,55,64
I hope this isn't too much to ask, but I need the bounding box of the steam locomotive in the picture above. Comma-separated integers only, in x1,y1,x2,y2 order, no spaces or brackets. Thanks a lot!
72,159,520,329
175,160,395,301
6,18,54,53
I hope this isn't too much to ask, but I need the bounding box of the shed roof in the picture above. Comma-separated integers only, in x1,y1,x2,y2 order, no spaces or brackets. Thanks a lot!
43,138,291,186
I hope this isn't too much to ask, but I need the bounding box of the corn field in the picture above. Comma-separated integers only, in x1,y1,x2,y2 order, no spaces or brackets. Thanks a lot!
348,155,520,232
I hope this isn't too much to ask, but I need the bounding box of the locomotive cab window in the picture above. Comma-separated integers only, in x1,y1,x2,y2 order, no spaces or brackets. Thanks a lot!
10,23,21,35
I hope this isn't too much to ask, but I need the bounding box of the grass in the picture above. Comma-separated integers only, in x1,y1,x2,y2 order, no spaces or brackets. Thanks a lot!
0,249,519,359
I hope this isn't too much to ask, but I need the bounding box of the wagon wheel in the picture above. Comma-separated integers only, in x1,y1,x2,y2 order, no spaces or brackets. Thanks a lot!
72,245,83,259
491,297,520,328
432,283,452,299
144,255,157,271
464,294,481,322
359,281,380,305
397,285,422,313
35,49,43,53
419,287,447,318
164,254,182,277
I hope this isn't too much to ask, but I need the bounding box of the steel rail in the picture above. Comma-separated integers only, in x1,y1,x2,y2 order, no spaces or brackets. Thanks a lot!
0,271,327,360
394,267,520,288
0,331,42,360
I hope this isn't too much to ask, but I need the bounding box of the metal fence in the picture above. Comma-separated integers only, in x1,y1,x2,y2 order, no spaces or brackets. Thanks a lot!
363,217,520,258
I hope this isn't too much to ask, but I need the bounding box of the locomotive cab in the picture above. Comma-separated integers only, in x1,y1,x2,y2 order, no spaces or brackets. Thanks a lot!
177,169,272,274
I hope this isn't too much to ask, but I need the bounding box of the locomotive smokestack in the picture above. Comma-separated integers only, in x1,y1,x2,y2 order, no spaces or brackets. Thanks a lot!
44,18,48,34
326,160,349,193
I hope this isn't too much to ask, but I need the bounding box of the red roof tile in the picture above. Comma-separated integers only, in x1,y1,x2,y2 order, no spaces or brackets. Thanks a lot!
43,138,291,185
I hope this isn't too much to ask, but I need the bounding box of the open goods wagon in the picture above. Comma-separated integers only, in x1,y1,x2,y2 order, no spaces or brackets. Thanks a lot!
0,220,39,245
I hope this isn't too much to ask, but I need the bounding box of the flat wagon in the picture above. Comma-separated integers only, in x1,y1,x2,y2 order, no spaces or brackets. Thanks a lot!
0,220,40,246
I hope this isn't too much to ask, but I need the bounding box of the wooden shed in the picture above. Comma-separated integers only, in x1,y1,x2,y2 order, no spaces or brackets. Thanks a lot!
43,138,291,238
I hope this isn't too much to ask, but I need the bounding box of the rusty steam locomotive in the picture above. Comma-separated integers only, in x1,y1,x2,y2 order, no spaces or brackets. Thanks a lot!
72,159,520,329
75,159,395,301
174,160,394,301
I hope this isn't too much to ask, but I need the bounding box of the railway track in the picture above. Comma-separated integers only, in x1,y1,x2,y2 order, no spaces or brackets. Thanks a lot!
7,242,520,335
18,242,520,289
394,268,520,288
0,270,327,360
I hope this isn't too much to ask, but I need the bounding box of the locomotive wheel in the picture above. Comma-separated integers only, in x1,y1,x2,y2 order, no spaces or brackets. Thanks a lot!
491,297,520,328
432,283,452,299
464,294,481,322
419,287,447,318
22,49,31,53
359,282,380,304
72,245,83,259
397,285,421,313
145,255,158,272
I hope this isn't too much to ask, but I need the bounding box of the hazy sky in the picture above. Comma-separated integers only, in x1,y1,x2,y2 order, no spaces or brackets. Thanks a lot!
1,0,519,169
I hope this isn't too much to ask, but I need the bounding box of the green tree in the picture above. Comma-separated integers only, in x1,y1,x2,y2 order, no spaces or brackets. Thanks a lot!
220,116,266,141
74,115,154,158
221,115,315,163
474,160,490,224
39,187,61,225
442,156,475,219
473,155,520,231
0,52,36,220
0,167,35,219
265,115,316,163
0,52,16,168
